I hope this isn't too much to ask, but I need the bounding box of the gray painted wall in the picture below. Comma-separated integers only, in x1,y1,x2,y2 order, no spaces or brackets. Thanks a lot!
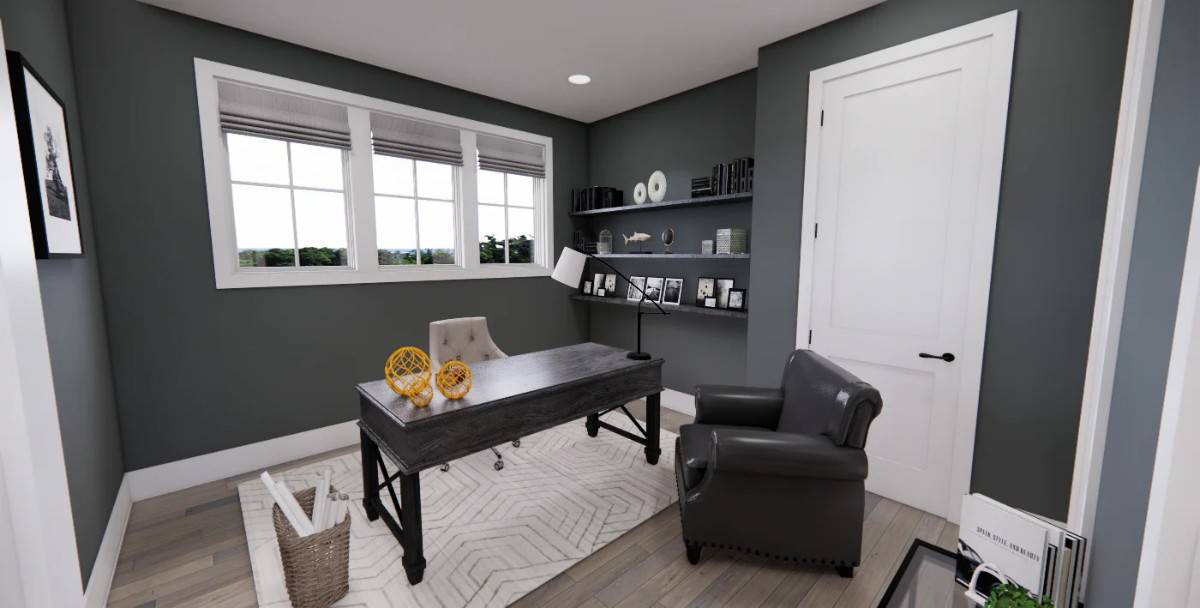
1087,0,1200,603
586,72,756,391
64,0,589,470
747,0,1131,519
0,0,125,585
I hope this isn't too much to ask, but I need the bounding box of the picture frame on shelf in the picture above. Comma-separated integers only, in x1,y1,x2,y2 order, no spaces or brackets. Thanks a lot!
716,278,735,308
644,277,664,303
727,288,746,311
696,277,716,306
662,278,683,306
582,281,592,295
604,274,618,295
703,297,717,308
593,273,605,294
8,52,83,258
596,287,607,297
627,276,646,301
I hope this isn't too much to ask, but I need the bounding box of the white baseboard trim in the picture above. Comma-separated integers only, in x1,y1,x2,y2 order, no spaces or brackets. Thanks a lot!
127,420,360,502
660,388,695,417
83,476,131,608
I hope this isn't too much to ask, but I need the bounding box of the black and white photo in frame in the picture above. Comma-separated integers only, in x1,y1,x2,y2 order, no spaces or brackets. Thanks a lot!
644,277,664,303
696,277,715,306
716,278,735,308
8,52,82,258
727,288,746,311
662,278,683,306
627,276,646,301
604,273,618,295
593,273,605,294
582,281,592,295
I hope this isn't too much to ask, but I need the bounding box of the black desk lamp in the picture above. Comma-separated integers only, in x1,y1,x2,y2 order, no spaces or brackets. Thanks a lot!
551,247,669,360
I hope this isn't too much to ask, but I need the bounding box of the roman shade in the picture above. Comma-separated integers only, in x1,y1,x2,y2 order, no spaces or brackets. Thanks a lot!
217,80,351,149
477,133,545,178
371,112,463,166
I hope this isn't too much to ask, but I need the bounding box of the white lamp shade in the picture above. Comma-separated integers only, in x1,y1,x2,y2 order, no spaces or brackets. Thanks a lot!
551,247,588,288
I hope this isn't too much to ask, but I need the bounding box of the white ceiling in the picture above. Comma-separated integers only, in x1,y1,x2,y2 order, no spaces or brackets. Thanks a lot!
139,0,884,123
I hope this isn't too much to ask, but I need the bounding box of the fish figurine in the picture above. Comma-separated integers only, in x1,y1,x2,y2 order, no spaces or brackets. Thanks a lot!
623,232,652,245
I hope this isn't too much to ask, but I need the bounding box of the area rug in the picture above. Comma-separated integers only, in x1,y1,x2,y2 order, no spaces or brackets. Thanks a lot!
237,414,678,607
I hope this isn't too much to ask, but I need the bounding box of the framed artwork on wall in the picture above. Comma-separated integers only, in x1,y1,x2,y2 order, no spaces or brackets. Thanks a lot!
644,277,664,303
627,276,646,301
7,52,82,258
662,278,683,306
727,288,746,311
696,277,715,306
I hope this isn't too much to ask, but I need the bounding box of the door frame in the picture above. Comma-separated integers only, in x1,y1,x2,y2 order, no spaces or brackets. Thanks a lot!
794,11,1018,522
0,18,85,607
1132,168,1200,607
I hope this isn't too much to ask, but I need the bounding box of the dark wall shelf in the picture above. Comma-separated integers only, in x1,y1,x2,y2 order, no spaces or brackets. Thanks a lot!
594,253,749,260
570,192,751,217
570,294,748,319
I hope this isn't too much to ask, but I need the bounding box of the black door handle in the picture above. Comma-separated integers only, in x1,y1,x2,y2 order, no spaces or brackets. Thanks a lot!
919,352,956,362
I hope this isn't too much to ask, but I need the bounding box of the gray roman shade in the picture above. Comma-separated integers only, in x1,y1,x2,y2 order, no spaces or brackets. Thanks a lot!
217,81,351,149
476,133,545,178
370,112,463,166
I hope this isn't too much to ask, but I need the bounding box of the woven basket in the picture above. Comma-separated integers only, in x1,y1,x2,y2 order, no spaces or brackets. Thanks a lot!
272,486,351,608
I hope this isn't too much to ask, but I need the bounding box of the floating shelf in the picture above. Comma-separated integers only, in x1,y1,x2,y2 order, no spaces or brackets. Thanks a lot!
570,294,748,319
592,253,750,260
569,192,751,217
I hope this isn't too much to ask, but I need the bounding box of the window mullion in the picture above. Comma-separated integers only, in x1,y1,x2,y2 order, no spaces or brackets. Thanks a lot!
459,130,478,270
285,143,300,267
502,174,510,264
411,159,422,265
347,107,376,273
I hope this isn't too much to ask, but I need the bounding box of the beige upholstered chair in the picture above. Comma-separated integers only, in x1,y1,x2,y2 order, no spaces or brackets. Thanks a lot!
429,317,516,470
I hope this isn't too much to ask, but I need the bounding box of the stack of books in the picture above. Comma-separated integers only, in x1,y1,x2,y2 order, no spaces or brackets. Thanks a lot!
711,157,754,196
571,186,623,212
956,494,1086,607
691,176,713,197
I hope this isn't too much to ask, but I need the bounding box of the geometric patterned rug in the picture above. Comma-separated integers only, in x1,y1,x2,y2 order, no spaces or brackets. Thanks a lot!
237,414,678,607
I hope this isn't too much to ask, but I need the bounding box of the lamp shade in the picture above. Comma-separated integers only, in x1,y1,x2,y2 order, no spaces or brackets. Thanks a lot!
551,247,588,288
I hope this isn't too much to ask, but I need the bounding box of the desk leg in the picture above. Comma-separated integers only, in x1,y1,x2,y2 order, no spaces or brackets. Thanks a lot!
586,412,600,437
645,392,661,465
400,472,426,584
361,430,380,521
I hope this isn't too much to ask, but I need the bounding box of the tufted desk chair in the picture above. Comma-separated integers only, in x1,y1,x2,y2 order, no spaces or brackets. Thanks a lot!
429,317,516,470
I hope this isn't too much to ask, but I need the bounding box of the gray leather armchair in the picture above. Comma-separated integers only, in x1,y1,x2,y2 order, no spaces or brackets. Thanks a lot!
674,349,882,577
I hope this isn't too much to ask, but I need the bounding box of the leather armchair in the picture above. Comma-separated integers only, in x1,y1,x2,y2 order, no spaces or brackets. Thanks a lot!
675,349,882,577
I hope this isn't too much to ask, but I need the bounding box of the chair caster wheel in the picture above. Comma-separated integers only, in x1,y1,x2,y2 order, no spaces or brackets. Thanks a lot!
685,543,702,565
512,439,521,448
494,461,504,471
440,463,450,472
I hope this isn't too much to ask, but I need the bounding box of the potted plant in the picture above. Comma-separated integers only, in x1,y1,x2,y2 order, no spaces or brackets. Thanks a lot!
985,582,1054,608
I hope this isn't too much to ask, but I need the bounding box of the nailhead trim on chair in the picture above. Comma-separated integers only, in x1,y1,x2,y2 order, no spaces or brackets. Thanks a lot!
680,537,861,567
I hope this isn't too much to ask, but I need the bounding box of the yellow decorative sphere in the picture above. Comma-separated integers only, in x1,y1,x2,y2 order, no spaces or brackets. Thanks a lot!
409,382,434,408
384,347,432,397
436,360,473,400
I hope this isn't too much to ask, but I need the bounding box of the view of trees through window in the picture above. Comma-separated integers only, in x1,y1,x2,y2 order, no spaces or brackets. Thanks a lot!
228,134,350,268
478,170,536,264
374,155,457,266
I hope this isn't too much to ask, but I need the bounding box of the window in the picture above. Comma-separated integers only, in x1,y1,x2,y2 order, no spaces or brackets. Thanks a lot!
478,170,538,263
228,134,349,268
195,60,553,289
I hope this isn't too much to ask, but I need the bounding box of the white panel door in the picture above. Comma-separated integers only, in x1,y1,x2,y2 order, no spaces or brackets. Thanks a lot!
799,13,1016,519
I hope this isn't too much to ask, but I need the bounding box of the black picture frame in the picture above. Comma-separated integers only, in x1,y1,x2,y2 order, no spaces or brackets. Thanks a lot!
7,51,83,259
727,288,747,311
696,277,716,306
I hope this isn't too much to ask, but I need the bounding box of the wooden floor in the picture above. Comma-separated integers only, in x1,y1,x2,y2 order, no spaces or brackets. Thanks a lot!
107,402,955,608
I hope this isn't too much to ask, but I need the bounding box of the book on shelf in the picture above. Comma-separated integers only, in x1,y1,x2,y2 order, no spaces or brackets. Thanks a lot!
956,493,1087,607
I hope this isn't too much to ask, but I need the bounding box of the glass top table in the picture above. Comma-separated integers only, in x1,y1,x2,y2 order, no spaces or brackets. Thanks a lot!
878,540,976,608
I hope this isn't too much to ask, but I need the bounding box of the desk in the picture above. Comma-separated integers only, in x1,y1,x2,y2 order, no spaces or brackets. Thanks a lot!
356,342,664,584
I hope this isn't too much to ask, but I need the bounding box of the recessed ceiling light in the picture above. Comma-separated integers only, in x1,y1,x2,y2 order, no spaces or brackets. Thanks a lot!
568,74,591,85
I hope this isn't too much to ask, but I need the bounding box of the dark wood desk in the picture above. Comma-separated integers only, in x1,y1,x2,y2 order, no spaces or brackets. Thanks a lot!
356,342,664,584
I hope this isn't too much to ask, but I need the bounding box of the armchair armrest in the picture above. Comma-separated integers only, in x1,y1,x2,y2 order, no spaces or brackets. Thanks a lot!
709,428,868,481
694,385,783,429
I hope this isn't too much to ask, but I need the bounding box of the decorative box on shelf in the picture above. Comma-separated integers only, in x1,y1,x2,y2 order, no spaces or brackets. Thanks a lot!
715,228,747,255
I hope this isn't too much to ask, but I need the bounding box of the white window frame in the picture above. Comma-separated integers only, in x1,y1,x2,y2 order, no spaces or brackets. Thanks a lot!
477,169,546,265
194,59,554,289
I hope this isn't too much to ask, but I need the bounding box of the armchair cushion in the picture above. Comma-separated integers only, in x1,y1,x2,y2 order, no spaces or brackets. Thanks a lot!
709,428,868,481
694,385,784,429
